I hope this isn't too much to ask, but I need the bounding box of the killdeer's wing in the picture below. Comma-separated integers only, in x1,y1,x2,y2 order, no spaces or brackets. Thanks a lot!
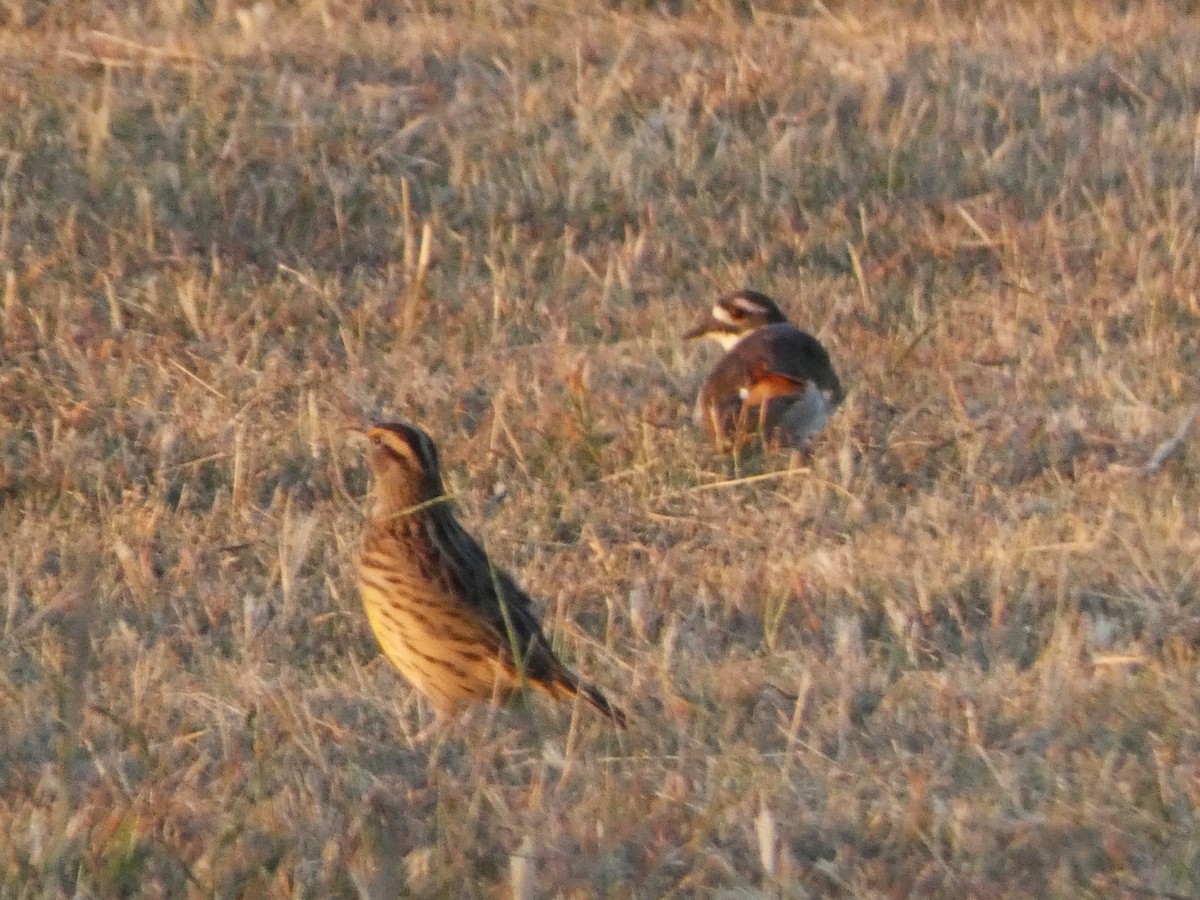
740,368,808,406
750,324,842,401
696,325,815,412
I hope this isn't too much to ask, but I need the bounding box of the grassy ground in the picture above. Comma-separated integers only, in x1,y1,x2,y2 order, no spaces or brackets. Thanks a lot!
2,0,1199,896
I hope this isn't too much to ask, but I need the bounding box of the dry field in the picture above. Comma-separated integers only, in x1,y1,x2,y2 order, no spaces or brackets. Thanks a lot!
3,0,1200,896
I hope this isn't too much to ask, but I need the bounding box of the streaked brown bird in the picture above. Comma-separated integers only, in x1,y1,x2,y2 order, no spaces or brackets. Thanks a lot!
356,421,626,728
686,289,844,449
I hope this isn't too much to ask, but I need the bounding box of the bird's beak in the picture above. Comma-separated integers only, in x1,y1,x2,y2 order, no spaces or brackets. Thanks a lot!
683,317,717,341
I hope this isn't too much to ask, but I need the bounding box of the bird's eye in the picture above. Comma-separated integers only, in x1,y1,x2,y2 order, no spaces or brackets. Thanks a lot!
370,433,382,445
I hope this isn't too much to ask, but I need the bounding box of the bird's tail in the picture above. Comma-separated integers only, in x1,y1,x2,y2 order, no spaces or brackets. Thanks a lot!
577,681,628,729
543,670,627,729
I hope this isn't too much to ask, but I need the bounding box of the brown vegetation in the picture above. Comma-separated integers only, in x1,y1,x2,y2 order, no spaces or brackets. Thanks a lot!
2,0,1199,896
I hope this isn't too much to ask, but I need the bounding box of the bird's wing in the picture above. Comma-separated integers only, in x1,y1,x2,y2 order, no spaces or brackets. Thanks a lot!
420,508,563,681
755,325,839,390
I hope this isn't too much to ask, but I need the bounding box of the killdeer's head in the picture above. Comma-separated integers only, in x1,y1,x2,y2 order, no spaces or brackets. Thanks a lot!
684,289,790,351
360,421,446,506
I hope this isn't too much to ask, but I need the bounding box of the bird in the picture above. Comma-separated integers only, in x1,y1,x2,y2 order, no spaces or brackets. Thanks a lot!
685,289,843,449
355,421,626,729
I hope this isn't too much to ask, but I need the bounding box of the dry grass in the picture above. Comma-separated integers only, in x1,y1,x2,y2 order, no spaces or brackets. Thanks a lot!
2,0,1200,896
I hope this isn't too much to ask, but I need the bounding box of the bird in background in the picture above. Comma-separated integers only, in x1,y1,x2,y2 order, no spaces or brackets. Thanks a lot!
355,421,626,729
685,289,844,449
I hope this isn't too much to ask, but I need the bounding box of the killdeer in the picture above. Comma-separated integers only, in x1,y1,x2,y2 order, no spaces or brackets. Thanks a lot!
356,422,626,728
686,290,843,449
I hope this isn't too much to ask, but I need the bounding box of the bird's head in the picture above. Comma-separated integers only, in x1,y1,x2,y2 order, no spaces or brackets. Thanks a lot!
356,421,446,508
684,289,790,351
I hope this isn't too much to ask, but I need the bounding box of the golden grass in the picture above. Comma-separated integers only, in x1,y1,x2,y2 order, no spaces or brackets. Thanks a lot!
2,0,1199,895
